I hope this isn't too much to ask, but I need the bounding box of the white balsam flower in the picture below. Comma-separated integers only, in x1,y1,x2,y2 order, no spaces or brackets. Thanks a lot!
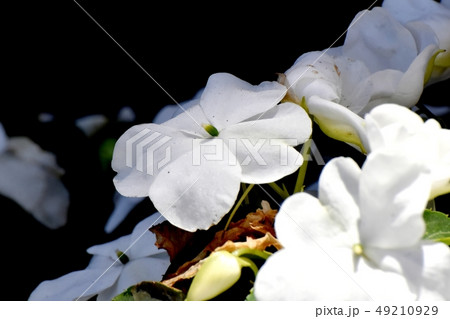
284,7,440,152
112,72,312,231
254,154,450,300
29,213,170,301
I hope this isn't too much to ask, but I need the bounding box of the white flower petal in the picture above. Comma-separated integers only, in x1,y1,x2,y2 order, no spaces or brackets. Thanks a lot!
75,114,108,137
104,193,143,234
29,257,121,301
0,151,68,229
87,235,131,260
365,241,450,300
161,102,209,137
223,102,312,142
220,102,312,184
383,0,450,49
112,123,192,197
254,247,370,300
307,96,369,152
365,103,424,151
200,73,287,130
97,256,170,301
285,51,341,102
318,157,361,240
232,137,303,184
343,7,418,73
148,142,241,231
275,192,351,249
128,213,167,259
352,257,416,300
0,122,7,153
359,152,431,249
334,55,372,112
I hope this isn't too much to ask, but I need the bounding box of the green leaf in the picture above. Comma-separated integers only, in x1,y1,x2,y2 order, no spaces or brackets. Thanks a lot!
112,287,135,301
423,209,450,245
245,288,256,301
112,281,185,301
98,138,117,170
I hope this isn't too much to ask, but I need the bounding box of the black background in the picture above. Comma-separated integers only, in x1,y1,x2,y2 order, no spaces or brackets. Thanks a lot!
1,0,448,300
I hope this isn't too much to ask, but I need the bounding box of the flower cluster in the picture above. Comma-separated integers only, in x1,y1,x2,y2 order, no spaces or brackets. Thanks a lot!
28,0,450,301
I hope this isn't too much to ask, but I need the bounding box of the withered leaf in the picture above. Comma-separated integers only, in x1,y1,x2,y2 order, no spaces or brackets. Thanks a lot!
215,233,282,253
165,201,279,283
150,221,196,261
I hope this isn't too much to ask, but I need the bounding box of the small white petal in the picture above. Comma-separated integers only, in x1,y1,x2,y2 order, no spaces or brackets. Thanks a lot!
200,73,287,130
75,114,108,136
275,192,351,249
0,151,68,229
128,213,167,259
97,256,170,301
104,193,143,233
254,248,369,300
112,123,192,197
318,157,361,240
307,96,369,152
87,236,131,260
29,257,121,301
343,7,418,73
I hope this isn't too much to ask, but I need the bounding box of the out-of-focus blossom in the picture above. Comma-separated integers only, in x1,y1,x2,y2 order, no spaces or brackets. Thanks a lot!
0,123,69,229
29,213,170,301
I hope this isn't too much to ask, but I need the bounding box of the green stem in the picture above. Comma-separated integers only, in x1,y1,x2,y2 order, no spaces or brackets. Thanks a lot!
237,257,259,278
268,182,290,199
232,248,272,260
241,183,250,205
224,184,255,231
294,139,312,194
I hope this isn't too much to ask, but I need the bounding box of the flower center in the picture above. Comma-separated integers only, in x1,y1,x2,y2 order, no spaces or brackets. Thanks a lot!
202,124,219,137
116,250,129,265
352,243,364,256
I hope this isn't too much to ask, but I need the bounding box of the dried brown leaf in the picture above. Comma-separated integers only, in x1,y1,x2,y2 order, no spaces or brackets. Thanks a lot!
215,233,282,253
149,221,196,261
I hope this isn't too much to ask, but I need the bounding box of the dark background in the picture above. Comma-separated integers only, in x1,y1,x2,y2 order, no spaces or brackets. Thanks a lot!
1,0,448,300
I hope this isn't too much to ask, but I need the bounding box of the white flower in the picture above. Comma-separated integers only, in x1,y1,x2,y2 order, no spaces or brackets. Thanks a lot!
29,213,170,301
365,103,450,199
284,7,440,152
0,123,69,229
254,154,450,300
383,0,450,84
112,72,312,231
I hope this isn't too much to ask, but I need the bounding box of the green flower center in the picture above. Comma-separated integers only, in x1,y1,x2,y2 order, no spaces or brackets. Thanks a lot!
202,124,219,137
116,250,130,265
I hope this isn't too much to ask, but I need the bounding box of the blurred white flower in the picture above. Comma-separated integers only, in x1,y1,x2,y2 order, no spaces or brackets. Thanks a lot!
254,154,450,300
0,123,69,229
365,103,450,199
284,7,440,152
112,72,312,231
29,212,170,301
75,114,108,137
